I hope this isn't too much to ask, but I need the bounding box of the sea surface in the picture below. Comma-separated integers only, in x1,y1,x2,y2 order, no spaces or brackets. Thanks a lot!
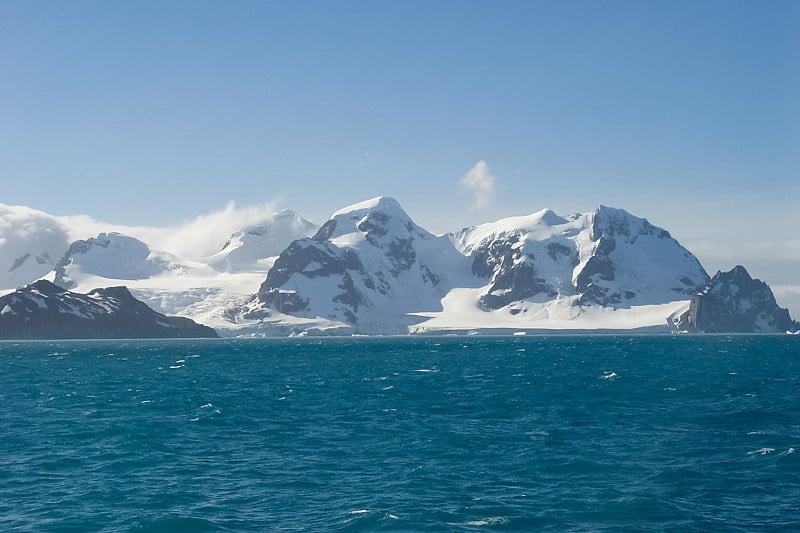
1,336,798,532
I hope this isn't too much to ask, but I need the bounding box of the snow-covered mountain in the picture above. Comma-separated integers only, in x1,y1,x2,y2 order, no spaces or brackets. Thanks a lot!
1,203,317,334
234,197,474,334
2,198,794,336
231,198,720,335
206,210,318,273
53,232,185,289
451,205,709,308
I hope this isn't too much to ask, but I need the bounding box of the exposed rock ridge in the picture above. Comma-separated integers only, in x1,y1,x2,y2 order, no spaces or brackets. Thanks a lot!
675,266,799,333
0,280,218,339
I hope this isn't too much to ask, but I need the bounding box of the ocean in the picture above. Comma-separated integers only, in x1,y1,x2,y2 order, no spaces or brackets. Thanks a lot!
1,336,798,532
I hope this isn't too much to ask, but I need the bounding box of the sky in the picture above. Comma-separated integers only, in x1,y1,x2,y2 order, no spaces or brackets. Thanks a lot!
1,1,799,313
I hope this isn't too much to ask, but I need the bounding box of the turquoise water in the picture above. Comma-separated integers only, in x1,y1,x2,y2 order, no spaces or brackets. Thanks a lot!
1,336,798,531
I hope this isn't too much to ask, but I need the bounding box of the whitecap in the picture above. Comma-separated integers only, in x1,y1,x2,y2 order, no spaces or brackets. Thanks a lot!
175,359,186,364
466,517,508,526
200,403,213,409
601,371,617,380
747,447,775,456
382,385,394,390
349,509,369,515
415,368,439,373
169,365,183,369
140,400,152,404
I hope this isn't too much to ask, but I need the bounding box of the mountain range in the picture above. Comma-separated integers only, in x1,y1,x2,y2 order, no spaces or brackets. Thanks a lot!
1,198,797,338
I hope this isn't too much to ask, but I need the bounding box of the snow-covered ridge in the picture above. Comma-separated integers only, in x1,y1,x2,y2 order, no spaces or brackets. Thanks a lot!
2,198,794,336
53,232,183,289
228,198,724,335
451,205,708,312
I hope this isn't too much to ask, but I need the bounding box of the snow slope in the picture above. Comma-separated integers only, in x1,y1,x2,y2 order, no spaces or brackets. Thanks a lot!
206,210,318,273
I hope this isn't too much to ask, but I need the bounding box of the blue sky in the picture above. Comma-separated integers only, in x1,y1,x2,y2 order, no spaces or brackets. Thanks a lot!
2,1,798,309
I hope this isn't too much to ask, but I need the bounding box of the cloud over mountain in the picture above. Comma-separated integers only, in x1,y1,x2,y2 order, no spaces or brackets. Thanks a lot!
460,160,496,209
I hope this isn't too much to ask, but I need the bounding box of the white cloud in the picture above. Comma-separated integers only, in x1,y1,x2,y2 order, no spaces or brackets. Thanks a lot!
55,199,285,260
0,204,71,289
459,160,496,209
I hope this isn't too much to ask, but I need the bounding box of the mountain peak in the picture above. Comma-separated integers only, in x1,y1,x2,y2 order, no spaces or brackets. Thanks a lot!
331,196,403,218
317,196,426,244
590,205,669,242
27,279,68,295
721,265,752,280
534,208,568,226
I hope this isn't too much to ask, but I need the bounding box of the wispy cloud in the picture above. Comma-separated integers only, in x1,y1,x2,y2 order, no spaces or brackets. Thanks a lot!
459,160,496,209
56,199,286,259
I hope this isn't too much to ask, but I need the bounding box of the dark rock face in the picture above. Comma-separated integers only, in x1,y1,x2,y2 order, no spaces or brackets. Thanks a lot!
575,236,617,306
312,219,338,242
246,239,368,322
590,205,671,242
261,241,363,291
8,252,53,272
0,280,218,339
470,234,555,309
676,266,798,333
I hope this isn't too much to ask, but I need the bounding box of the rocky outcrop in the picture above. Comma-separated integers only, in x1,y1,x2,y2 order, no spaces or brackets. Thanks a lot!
469,234,556,309
0,280,218,339
675,266,798,333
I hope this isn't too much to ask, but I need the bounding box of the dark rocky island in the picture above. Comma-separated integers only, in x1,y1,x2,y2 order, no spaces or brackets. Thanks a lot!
0,280,218,340
675,266,799,333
